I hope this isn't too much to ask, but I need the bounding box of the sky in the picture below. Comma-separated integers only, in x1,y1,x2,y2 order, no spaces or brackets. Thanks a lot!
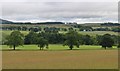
0,0,119,23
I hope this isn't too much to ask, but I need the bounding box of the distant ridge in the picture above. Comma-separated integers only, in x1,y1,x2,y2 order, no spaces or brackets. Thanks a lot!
0,19,14,24
0,19,65,24
36,22,65,24
0,18,119,26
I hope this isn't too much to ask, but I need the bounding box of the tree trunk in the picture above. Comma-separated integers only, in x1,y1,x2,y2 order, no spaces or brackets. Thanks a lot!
70,45,73,50
105,47,106,50
13,45,15,50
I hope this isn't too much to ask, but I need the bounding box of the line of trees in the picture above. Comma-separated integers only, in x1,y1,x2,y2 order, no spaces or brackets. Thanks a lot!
1,25,120,32
101,22,120,26
3,30,120,50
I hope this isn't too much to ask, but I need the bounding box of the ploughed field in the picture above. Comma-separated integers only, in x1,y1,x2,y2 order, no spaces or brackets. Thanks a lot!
2,45,118,69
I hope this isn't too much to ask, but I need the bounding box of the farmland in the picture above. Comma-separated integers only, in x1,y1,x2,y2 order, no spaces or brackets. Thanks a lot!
0,2,120,70
2,44,118,69
1,24,119,69
2,50,118,69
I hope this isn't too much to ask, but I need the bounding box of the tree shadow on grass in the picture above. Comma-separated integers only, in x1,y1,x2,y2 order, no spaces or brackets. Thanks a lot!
1,48,118,51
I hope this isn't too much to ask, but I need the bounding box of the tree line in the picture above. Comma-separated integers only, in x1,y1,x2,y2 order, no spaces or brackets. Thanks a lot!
1,25,120,32
101,22,120,26
3,30,120,50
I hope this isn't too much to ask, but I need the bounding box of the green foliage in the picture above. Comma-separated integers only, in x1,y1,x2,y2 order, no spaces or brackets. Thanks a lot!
101,34,114,49
24,31,38,44
117,36,120,48
38,32,65,44
117,44,120,48
2,30,120,50
96,35,102,45
80,35,94,45
36,37,49,50
112,27,120,32
64,31,80,50
79,26,93,31
5,31,24,50
93,27,110,31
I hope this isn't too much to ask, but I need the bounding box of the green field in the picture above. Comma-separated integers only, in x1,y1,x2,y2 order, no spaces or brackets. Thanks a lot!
1,44,118,51
1,30,118,36
1,30,29,36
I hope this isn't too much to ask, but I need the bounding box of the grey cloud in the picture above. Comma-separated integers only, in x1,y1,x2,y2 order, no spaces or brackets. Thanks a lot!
0,0,119,2
2,2,118,23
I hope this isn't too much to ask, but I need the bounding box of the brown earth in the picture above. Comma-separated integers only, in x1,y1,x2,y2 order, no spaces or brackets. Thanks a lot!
2,50,118,69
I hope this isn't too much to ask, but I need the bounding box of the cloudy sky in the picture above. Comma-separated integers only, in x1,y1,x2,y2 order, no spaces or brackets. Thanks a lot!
0,0,118,23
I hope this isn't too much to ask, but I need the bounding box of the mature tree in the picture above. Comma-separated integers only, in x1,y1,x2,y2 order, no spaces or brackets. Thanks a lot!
32,28,39,32
96,35,103,45
117,36,120,48
81,35,94,45
118,43,120,48
101,34,114,49
68,27,74,31
24,31,38,44
112,27,120,32
5,31,24,50
64,31,80,50
1,33,8,45
22,26,27,31
37,37,49,50
38,32,65,44
61,28,67,31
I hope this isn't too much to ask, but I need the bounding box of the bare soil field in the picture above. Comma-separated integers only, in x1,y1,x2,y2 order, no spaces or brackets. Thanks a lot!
2,50,118,69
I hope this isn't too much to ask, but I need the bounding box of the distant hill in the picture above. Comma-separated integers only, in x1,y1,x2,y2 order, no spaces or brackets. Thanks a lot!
0,19,65,24
1,18,119,26
36,22,65,24
0,19,14,24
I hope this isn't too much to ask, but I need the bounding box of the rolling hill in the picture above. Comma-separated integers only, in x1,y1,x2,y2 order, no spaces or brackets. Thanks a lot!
0,19,14,24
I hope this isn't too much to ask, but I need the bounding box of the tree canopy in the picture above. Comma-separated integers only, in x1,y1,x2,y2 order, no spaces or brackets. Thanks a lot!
24,31,38,44
36,37,49,50
5,31,24,50
64,31,80,50
100,34,114,49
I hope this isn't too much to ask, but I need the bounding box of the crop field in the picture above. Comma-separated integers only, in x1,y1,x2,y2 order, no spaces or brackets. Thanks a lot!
2,45,118,69
2,50,118,69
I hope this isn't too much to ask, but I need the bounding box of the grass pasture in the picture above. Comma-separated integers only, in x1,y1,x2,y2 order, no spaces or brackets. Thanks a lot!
1,30,29,36
78,31,118,36
1,44,117,51
2,44,118,69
